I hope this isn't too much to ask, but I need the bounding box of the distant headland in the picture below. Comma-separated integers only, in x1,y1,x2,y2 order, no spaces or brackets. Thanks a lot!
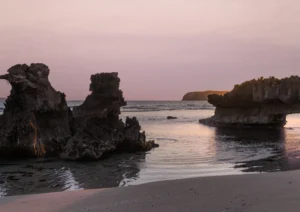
182,91,227,101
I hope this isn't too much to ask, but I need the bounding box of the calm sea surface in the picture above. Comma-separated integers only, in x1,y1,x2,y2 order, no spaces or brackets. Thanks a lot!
0,101,300,197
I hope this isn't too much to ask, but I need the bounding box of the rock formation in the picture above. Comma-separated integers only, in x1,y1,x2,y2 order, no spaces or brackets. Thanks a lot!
199,76,300,127
182,91,227,101
60,73,157,160
0,64,157,160
0,64,71,157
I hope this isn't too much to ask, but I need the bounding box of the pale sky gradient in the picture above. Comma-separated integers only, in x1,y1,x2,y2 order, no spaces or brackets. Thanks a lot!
1,0,300,100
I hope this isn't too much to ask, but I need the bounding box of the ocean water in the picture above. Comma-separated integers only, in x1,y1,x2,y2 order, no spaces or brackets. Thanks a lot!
0,101,300,197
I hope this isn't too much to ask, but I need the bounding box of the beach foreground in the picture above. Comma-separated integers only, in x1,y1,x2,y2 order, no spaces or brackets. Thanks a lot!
1,171,300,212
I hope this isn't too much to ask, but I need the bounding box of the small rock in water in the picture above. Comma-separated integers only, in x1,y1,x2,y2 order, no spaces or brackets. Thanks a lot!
149,140,159,148
286,127,294,130
167,116,177,120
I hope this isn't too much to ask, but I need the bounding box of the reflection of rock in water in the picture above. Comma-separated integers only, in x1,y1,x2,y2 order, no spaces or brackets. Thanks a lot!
215,127,286,144
0,152,145,197
67,152,146,189
214,127,300,172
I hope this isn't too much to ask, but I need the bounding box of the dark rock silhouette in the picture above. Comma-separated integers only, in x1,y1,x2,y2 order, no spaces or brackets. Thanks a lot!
72,73,126,128
200,76,300,127
61,73,157,160
182,91,227,101
167,116,177,120
0,64,71,157
0,64,157,160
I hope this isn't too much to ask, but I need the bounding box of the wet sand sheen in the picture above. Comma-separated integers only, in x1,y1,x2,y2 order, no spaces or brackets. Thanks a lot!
1,170,300,212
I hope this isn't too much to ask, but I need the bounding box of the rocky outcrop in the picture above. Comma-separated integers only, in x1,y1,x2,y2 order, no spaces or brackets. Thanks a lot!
72,73,126,127
60,73,157,160
182,91,227,101
0,64,157,160
199,76,300,127
0,64,71,157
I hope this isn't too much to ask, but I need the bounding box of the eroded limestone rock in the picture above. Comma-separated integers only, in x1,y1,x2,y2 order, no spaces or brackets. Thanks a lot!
0,64,157,160
61,73,158,160
200,76,300,127
0,64,71,157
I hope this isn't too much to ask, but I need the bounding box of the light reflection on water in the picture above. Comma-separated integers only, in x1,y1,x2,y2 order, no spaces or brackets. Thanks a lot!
0,106,300,197
122,110,300,184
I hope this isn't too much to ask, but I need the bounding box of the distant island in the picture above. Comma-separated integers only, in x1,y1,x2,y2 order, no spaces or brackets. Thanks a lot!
182,91,227,101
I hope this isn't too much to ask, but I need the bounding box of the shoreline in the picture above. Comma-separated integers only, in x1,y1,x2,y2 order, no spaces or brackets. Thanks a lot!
1,170,300,211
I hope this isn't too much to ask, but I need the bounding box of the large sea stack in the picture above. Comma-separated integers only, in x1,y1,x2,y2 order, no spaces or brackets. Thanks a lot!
0,64,157,160
199,76,300,127
61,72,157,160
0,64,71,157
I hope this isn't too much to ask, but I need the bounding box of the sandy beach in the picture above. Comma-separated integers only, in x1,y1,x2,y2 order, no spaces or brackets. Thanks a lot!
1,170,300,212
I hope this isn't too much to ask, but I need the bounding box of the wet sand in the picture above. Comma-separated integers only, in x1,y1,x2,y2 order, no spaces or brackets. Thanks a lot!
1,170,300,212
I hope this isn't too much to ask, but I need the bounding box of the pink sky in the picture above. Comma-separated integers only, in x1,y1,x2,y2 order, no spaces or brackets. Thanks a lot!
1,0,300,100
